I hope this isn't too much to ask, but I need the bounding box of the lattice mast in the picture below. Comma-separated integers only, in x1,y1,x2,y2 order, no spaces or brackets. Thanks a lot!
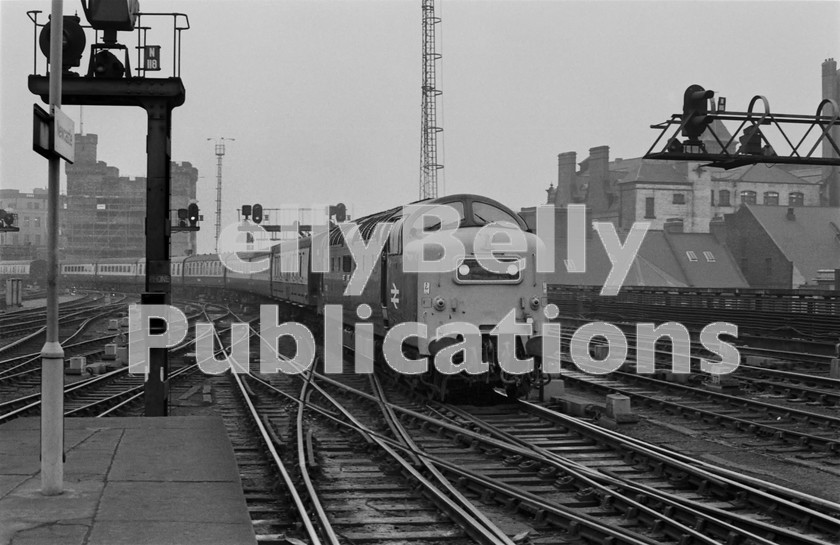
209,137,234,251
420,0,443,199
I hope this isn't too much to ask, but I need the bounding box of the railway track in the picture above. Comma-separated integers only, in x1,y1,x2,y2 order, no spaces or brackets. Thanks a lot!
0,302,230,422
0,300,209,404
0,295,133,360
242,366,512,544
556,368,840,455
234,339,815,545
305,369,839,545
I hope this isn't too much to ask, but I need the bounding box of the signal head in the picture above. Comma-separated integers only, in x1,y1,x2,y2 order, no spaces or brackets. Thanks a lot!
252,204,263,224
682,84,715,143
187,203,199,227
38,15,87,72
331,203,347,223
91,50,125,78
84,0,140,32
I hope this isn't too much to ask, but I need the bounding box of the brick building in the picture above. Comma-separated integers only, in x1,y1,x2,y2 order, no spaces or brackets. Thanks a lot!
546,145,823,235
64,133,198,260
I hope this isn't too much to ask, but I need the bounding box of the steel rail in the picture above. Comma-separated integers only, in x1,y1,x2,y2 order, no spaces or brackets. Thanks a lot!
231,372,323,545
323,374,780,545
0,304,213,421
305,374,510,545
251,373,658,545
562,369,840,451
306,371,840,539
295,372,341,545
429,403,825,545
516,397,840,540
367,374,516,545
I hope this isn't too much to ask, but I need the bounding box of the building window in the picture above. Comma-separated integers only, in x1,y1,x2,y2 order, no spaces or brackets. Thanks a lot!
645,197,655,219
710,190,715,206
763,191,779,206
789,192,804,206
703,251,716,262
686,251,698,262
740,190,757,205
672,193,686,205
719,190,731,206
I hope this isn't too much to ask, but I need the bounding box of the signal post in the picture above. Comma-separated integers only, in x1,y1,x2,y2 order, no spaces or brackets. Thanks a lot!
28,3,189,416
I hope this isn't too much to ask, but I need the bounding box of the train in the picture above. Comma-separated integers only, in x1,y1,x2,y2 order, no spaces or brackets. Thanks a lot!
58,194,551,400
0,259,46,286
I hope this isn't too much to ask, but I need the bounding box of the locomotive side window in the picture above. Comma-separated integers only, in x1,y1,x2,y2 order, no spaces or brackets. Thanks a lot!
389,222,403,255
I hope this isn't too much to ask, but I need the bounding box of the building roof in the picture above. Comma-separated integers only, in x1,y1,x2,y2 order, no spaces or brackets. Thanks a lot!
655,231,749,287
712,163,812,185
742,205,840,285
612,158,690,185
545,228,748,289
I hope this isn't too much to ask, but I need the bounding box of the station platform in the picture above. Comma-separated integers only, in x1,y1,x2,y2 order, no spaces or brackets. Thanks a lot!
0,417,256,545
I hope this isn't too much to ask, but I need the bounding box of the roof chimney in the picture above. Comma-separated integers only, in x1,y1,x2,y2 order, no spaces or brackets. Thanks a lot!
545,183,557,205
709,216,727,244
556,152,576,206
786,207,796,221
585,146,610,212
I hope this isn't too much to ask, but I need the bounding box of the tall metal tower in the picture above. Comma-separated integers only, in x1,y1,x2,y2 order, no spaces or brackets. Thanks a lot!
207,137,234,250
420,0,443,199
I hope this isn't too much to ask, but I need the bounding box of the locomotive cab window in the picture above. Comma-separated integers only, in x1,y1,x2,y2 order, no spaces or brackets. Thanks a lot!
421,202,464,232
471,202,518,227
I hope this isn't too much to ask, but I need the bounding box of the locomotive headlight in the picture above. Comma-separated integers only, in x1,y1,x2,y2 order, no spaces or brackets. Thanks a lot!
458,263,470,276
529,296,541,310
433,296,446,311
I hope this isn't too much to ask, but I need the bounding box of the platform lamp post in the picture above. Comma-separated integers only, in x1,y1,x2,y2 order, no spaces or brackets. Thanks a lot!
41,0,69,496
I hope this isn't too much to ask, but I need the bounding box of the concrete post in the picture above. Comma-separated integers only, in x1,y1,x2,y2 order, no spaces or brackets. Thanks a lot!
41,0,66,496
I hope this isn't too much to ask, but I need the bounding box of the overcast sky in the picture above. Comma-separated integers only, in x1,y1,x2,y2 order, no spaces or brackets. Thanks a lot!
1,0,839,253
